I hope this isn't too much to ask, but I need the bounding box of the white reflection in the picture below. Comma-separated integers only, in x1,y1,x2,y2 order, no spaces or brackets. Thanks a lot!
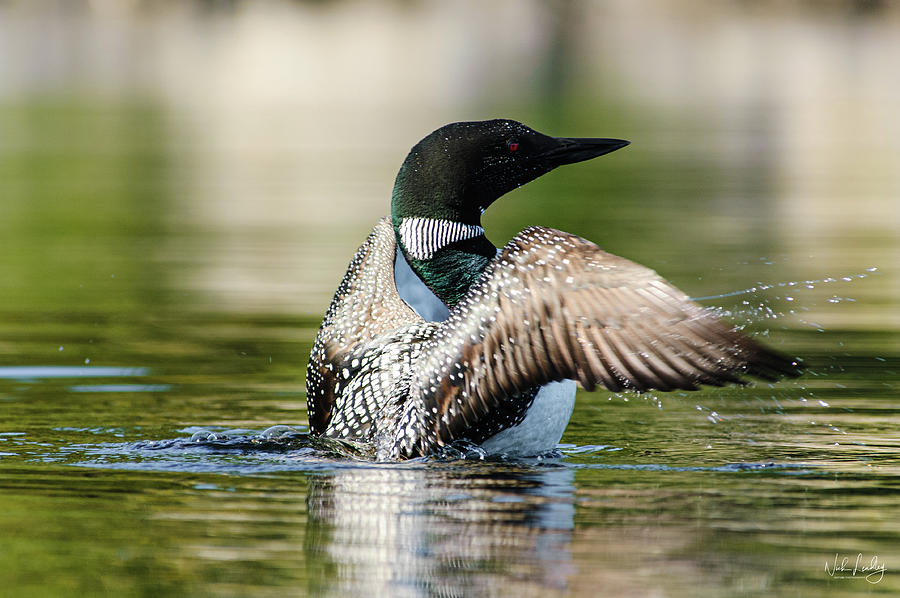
0,366,149,379
305,464,576,597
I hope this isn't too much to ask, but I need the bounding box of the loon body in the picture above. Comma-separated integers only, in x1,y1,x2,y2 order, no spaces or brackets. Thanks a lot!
392,232,578,456
306,119,800,460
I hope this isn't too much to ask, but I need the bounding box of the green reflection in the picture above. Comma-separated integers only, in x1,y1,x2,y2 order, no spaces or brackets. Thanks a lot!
0,2,897,596
0,99,169,312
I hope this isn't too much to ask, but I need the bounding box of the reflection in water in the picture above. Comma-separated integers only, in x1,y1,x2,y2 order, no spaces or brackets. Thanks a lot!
305,464,576,597
0,366,149,379
1,2,898,597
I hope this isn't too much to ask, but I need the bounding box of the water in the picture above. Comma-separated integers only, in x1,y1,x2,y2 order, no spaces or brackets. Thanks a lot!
2,3,899,597
3,354,898,596
2,157,897,598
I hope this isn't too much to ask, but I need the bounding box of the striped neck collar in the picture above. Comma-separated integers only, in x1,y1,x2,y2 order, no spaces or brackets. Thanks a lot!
398,217,485,261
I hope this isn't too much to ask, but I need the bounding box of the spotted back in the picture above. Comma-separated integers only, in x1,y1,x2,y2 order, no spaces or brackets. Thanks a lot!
306,218,421,434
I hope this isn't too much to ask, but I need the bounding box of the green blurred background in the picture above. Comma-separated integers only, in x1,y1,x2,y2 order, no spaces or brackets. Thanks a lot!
1,0,896,325
1,2,898,597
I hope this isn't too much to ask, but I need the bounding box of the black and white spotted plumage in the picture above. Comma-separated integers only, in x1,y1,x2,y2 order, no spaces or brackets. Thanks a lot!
306,217,800,460
305,219,422,438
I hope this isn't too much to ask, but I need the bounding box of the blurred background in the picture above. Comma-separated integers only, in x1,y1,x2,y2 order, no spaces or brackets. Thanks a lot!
2,2,900,597
1,0,897,324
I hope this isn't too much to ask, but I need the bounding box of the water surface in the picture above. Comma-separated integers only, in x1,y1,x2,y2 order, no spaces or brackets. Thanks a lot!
2,3,899,597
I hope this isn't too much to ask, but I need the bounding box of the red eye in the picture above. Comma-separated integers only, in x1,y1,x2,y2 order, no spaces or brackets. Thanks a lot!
507,141,519,152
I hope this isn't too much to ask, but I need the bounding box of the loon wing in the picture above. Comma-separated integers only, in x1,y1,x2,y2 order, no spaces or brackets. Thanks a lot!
394,226,801,457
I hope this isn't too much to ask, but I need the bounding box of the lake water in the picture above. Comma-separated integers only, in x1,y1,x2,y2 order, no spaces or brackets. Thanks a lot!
2,3,899,597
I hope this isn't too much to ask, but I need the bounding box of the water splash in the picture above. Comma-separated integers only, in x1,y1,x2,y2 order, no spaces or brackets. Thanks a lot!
694,267,879,337
691,267,877,303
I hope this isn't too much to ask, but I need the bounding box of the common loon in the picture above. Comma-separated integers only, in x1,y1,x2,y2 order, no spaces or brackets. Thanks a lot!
306,119,800,461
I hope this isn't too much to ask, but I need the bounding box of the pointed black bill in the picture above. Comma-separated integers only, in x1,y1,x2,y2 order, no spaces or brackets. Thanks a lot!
544,137,630,166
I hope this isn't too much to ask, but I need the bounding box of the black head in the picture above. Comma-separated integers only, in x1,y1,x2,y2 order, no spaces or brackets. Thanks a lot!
391,119,629,226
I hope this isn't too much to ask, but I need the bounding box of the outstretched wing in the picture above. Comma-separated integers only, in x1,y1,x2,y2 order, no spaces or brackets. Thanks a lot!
398,226,801,456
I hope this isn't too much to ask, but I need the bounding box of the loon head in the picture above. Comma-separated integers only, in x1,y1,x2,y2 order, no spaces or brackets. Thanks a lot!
391,119,628,226
390,119,628,305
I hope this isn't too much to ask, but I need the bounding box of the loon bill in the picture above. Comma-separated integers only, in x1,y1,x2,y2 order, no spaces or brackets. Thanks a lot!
305,119,801,461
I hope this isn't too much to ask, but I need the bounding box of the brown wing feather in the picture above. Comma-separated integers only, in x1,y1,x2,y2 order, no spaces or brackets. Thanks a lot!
399,226,801,456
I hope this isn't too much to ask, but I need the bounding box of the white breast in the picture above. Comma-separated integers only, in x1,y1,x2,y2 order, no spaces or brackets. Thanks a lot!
394,249,450,321
479,380,577,457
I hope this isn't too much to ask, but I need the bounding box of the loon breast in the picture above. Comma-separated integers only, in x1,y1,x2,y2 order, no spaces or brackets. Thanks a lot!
478,380,576,456
394,248,574,455
393,249,450,322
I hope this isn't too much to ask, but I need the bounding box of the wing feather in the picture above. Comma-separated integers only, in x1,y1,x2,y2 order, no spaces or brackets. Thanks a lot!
396,226,801,456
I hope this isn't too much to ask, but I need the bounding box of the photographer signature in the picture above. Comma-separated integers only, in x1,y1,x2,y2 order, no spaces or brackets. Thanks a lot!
825,553,885,584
